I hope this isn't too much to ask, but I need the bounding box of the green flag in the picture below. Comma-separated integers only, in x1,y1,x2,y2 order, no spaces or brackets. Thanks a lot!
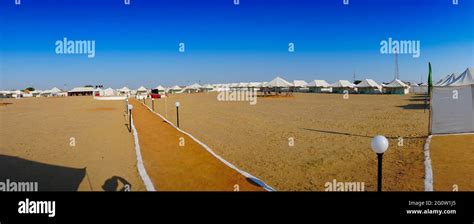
428,62,433,96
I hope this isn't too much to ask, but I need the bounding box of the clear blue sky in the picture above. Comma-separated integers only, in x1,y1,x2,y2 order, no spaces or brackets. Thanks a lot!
1,0,473,90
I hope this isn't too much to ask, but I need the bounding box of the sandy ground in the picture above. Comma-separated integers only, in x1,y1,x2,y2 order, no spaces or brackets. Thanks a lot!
429,134,474,191
145,92,429,191
0,97,145,191
130,99,264,191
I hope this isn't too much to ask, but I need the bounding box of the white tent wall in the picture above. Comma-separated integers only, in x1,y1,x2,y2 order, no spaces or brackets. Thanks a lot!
412,86,428,94
431,84,474,134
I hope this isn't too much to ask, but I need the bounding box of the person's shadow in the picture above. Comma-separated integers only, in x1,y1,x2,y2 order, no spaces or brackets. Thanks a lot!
102,176,132,192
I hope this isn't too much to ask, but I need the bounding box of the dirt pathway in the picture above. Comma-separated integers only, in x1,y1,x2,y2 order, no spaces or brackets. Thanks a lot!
130,99,265,191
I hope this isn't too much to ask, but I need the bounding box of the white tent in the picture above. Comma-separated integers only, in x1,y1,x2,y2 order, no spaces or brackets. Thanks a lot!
356,79,382,94
136,86,148,97
435,73,456,87
118,87,131,96
248,82,261,88
267,77,293,88
152,85,166,94
50,87,62,94
383,79,409,94
307,80,331,93
446,68,473,86
167,85,182,94
412,83,428,94
431,67,474,134
330,80,356,93
293,80,309,92
94,87,103,96
201,84,214,92
103,88,115,96
182,83,201,93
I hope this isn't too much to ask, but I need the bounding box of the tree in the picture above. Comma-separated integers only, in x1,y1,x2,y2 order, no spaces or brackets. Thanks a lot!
25,87,35,91
84,85,93,87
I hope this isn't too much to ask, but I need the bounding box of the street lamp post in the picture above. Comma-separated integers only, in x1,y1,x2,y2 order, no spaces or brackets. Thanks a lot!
371,135,389,192
175,101,180,128
152,98,155,111
128,104,133,133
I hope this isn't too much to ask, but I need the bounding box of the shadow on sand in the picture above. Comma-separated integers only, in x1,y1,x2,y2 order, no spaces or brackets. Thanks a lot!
0,154,86,191
397,104,428,110
102,176,132,191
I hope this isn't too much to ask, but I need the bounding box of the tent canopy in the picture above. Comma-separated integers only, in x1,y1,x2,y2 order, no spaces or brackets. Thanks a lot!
447,68,473,86
308,80,330,87
385,79,408,88
266,77,293,88
293,80,308,87
170,85,182,90
119,87,130,92
431,67,474,134
356,79,381,88
153,85,165,90
330,80,355,88
136,86,147,92
186,83,202,89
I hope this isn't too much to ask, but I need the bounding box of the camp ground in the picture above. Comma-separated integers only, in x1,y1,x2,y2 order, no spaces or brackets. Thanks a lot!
1,68,473,191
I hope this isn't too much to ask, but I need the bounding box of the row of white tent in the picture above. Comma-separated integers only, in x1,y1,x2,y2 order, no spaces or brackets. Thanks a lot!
431,67,473,134
0,78,422,98
120,77,420,95
5,69,472,98
0,87,66,98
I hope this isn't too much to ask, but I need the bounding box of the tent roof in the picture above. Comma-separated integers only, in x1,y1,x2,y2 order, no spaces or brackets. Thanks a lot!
137,86,147,91
293,80,308,87
238,82,249,88
50,87,62,93
69,87,95,92
307,80,330,87
154,85,165,90
446,68,473,86
119,87,130,91
248,82,262,87
436,73,456,86
203,84,214,89
385,79,408,88
187,83,202,89
169,85,182,90
267,77,293,87
330,80,355,88
356,79,381,88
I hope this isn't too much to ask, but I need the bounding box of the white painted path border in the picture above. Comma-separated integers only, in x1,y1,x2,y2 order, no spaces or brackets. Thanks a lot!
139,100,276,191
130,113,156,191
423,135,433,191
424,132,473,191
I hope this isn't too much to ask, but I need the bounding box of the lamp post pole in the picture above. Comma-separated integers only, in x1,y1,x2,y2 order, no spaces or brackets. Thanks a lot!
152,98,155,111
371,135,389,192
377,153,383,192
176,102,180,128
128,104,133,133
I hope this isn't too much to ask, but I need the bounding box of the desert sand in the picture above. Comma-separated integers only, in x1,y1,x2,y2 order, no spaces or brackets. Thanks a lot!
145,92,429,191
0,97,145,191
429,134,474,191
130,99,264,191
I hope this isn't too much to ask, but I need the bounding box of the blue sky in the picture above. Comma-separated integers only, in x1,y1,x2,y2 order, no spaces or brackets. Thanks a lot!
0,0,473,90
